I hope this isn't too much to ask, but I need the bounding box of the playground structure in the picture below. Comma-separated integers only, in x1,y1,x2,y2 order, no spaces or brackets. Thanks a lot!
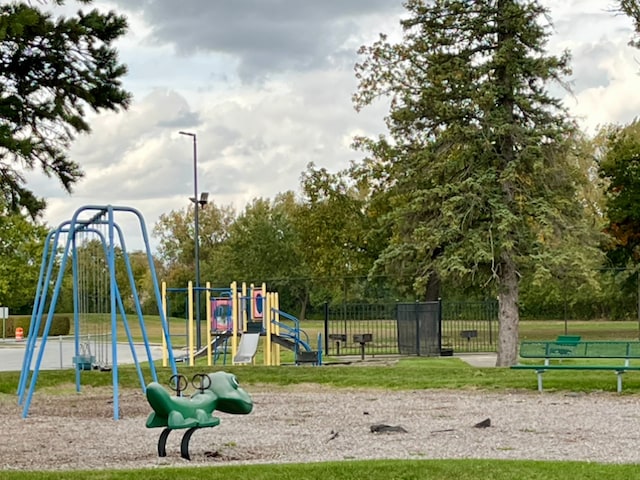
17,205,178,420
161,281,322,366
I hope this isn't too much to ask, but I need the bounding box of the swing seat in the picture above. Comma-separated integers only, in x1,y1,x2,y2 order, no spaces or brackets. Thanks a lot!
73,355,95,371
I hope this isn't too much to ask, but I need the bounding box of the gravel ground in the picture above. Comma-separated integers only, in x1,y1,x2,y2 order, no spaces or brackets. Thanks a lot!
1,385,640,471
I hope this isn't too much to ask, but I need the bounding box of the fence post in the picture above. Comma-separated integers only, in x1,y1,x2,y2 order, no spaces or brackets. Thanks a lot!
437,298,442,354
637,271,640,341
323,302,329,355
415,300,420,356
488,301,493,345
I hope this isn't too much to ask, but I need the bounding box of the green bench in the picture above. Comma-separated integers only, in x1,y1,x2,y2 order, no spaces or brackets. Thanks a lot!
546,335,582,355
511,340,640,392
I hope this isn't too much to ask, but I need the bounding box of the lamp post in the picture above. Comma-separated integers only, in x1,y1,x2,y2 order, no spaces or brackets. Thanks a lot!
179,131,207,350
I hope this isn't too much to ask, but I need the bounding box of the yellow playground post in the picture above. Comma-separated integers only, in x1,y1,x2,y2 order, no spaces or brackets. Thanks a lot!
160,280,311,367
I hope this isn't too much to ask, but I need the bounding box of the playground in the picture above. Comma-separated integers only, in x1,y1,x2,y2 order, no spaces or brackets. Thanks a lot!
15,204,321,424
1,384,639,471
8,204,640,475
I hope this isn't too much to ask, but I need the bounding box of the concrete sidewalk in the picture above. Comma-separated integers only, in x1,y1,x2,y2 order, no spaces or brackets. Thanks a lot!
457,353,497,367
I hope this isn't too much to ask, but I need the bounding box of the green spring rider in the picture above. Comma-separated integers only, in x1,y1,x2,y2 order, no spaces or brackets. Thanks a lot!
145,371,253,460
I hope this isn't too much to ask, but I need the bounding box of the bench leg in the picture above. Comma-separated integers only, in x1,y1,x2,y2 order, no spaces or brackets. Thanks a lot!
616,372,623,393
537,371,543,392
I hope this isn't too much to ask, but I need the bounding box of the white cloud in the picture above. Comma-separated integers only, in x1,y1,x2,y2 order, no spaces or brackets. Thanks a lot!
562,39,640,132
33,0,640,252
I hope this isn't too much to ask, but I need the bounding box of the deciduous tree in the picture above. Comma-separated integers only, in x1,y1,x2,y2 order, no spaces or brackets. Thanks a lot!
153,202,235,288
617,0,640,46
215,193,312,316
0,208,47,312
599,120,640,267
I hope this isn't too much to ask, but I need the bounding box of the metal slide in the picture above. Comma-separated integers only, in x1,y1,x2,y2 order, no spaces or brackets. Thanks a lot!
176,334,230,363
271,333,320,365
270,308,321,365
232,333,260,364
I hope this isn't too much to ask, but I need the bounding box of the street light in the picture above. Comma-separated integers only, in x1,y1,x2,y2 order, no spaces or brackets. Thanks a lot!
179,131,208,350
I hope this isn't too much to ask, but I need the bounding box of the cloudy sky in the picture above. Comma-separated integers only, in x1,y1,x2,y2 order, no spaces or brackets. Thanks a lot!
29,0,640,251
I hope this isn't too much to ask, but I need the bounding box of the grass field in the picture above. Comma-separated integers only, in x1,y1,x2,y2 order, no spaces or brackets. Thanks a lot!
0,459,637,480
50,313,640,345
16,313,640,366
9,312,640,368
4,354,640,395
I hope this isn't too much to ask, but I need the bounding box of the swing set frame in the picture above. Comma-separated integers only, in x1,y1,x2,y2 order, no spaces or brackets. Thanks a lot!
17,205,178,420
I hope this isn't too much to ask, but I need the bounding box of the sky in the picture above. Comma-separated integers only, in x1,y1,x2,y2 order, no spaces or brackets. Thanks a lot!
26,0,640,252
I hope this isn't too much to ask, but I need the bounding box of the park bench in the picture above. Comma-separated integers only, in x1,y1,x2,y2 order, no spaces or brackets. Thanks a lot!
549,335,581,355
511,340,640,392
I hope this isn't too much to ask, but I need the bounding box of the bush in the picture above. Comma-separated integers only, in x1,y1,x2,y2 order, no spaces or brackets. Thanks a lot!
3,315,71,338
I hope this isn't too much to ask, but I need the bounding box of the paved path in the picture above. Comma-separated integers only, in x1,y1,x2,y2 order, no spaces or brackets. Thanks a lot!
0,337,169,372
457,353,497,367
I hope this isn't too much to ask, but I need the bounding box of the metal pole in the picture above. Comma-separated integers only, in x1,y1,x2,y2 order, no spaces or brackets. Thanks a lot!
179,131,202,350
637,270,640,341
323,301,329,355
192,135,202,351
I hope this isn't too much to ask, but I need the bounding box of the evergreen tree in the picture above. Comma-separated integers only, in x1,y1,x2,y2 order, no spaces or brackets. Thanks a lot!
353,0,600,365
0,0,130,217
617,0,640,46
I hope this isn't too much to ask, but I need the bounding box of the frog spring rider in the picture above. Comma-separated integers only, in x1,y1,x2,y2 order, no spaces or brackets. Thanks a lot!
145,371,253,460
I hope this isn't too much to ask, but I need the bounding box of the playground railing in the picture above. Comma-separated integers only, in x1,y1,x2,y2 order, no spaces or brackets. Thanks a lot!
270,309,312,353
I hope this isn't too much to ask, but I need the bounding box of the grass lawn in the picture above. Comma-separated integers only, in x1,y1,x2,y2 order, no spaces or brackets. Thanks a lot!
8,355,640,393
0,459,636,480
17,312,640,343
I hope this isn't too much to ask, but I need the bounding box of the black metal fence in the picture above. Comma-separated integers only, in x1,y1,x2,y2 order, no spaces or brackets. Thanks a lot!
323,300,499,356
441,301,498,353
324,303,399,356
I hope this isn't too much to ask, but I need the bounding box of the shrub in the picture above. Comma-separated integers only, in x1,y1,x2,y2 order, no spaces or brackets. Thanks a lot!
3,315,71,338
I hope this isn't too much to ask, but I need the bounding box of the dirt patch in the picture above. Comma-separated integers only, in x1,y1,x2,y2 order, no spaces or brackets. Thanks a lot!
2,386,640,471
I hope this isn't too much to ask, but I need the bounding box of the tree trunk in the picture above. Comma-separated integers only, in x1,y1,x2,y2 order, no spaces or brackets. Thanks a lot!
298,289,309,321
496,253,519,366
494,0,520,367
425,272,441,302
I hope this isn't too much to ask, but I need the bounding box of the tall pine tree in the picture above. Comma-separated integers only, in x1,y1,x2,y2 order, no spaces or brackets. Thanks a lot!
353,0,600,365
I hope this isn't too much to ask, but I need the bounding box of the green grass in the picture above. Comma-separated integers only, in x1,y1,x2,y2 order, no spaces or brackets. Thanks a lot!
518,320,640,341
50,313,640,349
0,459,637,480
5,355,640,395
